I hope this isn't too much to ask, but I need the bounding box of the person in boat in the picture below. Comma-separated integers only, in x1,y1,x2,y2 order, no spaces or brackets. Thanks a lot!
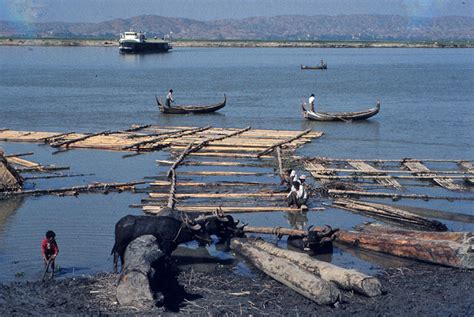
41,230,59,278
308,94,316,112
166,89,174,108
287,180,308,209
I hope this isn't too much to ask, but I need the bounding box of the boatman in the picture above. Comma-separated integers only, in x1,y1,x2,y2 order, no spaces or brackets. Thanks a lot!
166,89,174,108
308,94,315,112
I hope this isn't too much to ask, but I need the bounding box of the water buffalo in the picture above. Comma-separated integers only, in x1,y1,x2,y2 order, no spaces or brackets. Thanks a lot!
111,215,210,273
287,225,339,253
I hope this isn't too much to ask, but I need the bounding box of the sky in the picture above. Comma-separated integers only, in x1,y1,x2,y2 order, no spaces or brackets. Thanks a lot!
0,0,473,23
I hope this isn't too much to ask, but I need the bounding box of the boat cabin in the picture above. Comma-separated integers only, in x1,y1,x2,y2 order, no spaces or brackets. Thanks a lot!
120,32,145,43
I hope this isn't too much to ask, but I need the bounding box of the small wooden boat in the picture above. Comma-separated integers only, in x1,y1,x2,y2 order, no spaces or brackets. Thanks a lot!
156,95,226,114
301,63,327,70
302,100,381,122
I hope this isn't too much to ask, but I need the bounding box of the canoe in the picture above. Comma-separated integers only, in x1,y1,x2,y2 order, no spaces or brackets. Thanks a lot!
301,64,327,70
302,101,381,122
156,95,226,114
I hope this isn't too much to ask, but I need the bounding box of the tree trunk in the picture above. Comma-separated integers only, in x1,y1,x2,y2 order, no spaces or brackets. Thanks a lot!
243,238,382,297
231,237,341,305
116,235,163,308
335,225,473,269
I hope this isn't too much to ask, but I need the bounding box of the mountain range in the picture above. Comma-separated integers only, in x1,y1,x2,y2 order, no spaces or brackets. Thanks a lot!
1,14,473,41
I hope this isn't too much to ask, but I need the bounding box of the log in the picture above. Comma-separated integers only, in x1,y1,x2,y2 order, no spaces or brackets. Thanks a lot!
335,225,473,269
244,238,382,297
143,205,324,214
403,160,464,191
49,130,112,148
331,199,447,231
148,192,287,199
150,180,276,187
348,161,403,190
230,238,341,305
312,157,473,163
256,129,313,157
328,189,474,201
116,235,163,308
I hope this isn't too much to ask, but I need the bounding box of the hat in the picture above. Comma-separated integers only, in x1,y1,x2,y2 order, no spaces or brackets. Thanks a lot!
299,175,306,180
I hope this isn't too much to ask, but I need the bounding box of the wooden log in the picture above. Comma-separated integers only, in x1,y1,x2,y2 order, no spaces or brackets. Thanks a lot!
309,174,470,180
312,157,474,163
4,152,34,158
0,180,145,198
148,192,287,199
116,235,163,308
331,199,447,231
167,169,177,209
306,167,472,175
156,160,263,167
184,152,273,159
15,165,70,173
49,130,112,148
122,126,211,151
403,160,464,191
230,238,341,305
150,180,275,187
167,142,194,178
390,204,474,224
6,156,43,169
257,129,313,157
335,226,473,269
143,205,324,214
244,226,307,236
244,238,382,297
328,189,474,201
124,124,151,132
166,171,276,176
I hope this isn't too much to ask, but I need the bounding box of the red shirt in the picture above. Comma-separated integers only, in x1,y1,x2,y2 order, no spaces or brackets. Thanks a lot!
41,238,59,258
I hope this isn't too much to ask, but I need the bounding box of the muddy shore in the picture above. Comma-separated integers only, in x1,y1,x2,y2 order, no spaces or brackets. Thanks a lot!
0,38,472,48
1,251,472,316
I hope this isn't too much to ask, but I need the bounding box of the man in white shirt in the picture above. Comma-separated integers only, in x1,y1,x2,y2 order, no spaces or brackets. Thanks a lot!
166,89,174,108
308,94,315,112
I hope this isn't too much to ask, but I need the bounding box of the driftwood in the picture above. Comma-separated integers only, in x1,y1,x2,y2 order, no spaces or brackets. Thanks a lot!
116,235,163,308
331,199,447,231
243,238,382,297
335,224,473,269
231,238,341,305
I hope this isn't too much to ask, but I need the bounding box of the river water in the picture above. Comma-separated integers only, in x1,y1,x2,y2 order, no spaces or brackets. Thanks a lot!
0,46,472,282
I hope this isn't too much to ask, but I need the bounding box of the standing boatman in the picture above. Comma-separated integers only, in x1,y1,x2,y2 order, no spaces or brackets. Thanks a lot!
308,94,316,112
166,89,174,108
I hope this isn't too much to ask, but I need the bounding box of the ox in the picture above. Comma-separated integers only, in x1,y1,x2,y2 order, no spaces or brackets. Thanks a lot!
111,215,209,273
287,225,339,253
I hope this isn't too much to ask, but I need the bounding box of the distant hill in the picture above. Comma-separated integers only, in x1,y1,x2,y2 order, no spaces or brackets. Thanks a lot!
1,14,473,41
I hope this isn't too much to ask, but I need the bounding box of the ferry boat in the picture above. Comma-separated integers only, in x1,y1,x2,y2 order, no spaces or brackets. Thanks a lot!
118,31,172,53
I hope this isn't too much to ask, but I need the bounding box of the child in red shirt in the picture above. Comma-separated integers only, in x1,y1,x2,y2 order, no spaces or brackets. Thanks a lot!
41,230,59,277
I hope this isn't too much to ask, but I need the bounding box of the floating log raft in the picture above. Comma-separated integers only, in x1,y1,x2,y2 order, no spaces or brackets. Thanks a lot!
402,160,464,191
327,189,474,201
331,199,447,231
459,161,474,185
348,161,402,190
0,126,323,154
335,224,473,269
231,238,341,305
241,237,382,297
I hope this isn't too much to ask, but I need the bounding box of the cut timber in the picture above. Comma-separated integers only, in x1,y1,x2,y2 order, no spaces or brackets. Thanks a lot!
6,156,44,170
328,189,474,201
459,161,474,185
257,129,313,157
116,235,163,308
150,180,276,187
184,152,273,159
49,130,112,148
331,199,447,231
402,160,464,191
156,160,260,167
143,205,324,214
348,161,402,190
244,238,382,297
0,151,23,191
168,171,274,176
148,192,287,199
335,224,473,269
231,238,341,305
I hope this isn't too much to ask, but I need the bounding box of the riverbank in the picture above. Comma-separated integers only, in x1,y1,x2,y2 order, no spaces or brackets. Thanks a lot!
0,38,472,48
0,261,472,316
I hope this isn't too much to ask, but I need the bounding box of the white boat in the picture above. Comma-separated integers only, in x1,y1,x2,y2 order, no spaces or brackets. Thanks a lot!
118,31,172,53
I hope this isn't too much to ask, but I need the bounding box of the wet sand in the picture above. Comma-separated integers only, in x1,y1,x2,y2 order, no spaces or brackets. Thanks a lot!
1,253,472,316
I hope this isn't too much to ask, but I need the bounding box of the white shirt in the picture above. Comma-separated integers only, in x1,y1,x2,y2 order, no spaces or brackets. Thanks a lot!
309,96,315,105
166,92,174,102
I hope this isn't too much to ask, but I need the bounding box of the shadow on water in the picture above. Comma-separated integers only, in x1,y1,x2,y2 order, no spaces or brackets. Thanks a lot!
0,197,24,233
